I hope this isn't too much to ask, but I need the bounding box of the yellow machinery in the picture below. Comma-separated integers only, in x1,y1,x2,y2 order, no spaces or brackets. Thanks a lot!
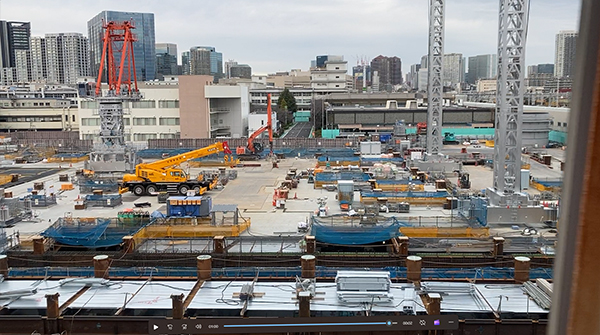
121,142,234,196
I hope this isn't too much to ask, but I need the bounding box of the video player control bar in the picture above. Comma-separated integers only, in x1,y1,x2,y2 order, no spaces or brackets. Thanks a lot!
149,316,459,334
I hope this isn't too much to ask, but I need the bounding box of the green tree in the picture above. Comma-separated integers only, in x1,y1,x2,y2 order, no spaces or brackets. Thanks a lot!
277,88,297,113
277,88,297,127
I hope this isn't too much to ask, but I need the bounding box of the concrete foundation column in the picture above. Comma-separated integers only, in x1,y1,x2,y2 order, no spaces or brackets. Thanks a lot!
171,294,185,319
305,236,316,254
46,293,60,318
398,236,409,256
122,236,135,254
213,236,225,254
93,255,110,279
406,255,422,282
0,255,8,278
493,237,505,258
514,256,531,283
196,255,212,280
32,236,45,255
298,291,311,317
301,255,316,279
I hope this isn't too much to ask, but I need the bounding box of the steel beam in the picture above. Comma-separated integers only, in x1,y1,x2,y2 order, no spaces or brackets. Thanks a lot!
493,0,529,195
426,0,445,155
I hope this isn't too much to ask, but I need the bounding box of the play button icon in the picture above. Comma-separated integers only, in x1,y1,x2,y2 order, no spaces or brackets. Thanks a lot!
153,324,159,331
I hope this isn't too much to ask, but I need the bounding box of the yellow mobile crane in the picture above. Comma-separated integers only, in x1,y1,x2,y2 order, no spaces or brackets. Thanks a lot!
121,142,234,196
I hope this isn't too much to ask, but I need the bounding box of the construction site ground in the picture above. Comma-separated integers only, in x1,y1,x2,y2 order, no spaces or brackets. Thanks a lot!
0,151,562,242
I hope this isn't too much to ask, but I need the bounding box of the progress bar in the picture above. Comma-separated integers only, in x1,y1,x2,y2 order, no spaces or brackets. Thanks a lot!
224,322,389,328
149,316,459,334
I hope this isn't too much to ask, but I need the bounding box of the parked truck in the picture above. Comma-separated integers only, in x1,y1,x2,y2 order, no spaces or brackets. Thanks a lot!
120,142,234,196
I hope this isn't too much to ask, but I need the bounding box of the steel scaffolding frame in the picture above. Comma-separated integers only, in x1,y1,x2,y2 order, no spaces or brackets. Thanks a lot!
493,0,529,197
427,0,445,155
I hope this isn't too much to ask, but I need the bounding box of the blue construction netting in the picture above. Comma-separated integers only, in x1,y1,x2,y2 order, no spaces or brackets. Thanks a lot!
457,197,488,227
375,179,423,185
316,172,371,182
533,178,563,187
361,191,450,198
311,218,406,245
42,218,111,247
7,266,553,280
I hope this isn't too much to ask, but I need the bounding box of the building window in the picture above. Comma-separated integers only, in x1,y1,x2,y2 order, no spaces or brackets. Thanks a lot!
557,122,561,126
132,100,156,108
159,117,180,125
81,100,98,109
123,118,131,125
133,133,158,141
81,118,100,126
133,117,157,126
158,100,179,108
160,133,180,139
563,122,567,127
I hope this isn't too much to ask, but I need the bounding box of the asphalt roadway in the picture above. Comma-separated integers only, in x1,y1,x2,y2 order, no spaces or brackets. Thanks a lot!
283,122,312,138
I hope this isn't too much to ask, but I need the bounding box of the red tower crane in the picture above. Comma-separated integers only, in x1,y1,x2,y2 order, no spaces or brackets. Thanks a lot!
95,20,139,96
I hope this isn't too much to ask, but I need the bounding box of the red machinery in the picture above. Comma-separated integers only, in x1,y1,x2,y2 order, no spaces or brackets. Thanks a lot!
238,93,274,156
95,20,139,96
417,122,427,135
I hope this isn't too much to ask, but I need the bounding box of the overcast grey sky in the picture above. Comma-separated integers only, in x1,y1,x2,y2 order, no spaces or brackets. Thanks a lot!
3,0,580,74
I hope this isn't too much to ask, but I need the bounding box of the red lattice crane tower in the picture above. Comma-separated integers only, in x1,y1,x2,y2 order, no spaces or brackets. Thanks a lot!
95,20,139,96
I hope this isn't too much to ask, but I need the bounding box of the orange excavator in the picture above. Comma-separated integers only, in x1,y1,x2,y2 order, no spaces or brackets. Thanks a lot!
237,93,274,160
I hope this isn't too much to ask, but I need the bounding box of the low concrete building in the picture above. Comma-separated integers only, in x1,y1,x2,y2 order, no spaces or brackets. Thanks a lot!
205,85,250,138
476,79,497,93
0,85,79,132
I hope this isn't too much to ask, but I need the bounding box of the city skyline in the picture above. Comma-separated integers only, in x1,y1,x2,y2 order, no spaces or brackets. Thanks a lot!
0,0,580,75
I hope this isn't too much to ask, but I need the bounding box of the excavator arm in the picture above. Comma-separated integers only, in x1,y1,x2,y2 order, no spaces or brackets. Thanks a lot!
247,93,274,154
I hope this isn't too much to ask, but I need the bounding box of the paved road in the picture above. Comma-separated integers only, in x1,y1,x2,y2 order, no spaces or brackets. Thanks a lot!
283,122,312,138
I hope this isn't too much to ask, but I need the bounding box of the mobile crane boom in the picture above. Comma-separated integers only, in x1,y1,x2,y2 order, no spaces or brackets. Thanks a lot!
121,142,233,196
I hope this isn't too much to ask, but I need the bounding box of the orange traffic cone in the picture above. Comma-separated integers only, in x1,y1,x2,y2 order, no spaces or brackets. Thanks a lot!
294,192,298,199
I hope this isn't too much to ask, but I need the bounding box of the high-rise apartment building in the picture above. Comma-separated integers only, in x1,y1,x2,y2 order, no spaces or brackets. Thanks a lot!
420,55,428,69
88,11,156,81
44,33,90,84
554,30,577,78
370,55,402,92
181,51,190,75
189,46,223,81
0,21,31,84
155,43,178,78
409,64,421,90
442,53,464,90
466,54,497,84
30,36,46,81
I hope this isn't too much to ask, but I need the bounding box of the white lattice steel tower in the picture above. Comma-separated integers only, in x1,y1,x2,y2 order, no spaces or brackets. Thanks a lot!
427,0,445,155
493,0,530,198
